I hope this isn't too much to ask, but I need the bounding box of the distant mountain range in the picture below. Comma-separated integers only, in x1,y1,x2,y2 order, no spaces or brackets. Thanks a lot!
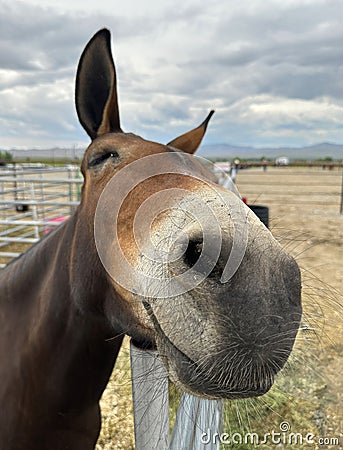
199,142,343,160
7,147,85,161
5,142,343,161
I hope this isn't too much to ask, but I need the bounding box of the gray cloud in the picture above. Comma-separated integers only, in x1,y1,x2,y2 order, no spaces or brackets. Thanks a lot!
1,0,343,149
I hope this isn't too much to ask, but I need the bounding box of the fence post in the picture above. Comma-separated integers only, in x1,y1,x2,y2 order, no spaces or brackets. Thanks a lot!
13,163,19,205
39,171,45,220
340,167,343,214
68,167,74,215
130,341,224,450
130,341,170,450
170,395,223,450
29,184,39,239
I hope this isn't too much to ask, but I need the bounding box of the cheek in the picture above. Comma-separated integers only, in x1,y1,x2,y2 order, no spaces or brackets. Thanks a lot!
104,282,154,335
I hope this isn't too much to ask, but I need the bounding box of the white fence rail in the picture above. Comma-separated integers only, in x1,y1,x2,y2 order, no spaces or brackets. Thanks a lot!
0,165,82,268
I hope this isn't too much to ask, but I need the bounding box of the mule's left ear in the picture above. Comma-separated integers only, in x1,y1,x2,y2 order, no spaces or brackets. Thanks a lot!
75,29,122,140
167,110,214,154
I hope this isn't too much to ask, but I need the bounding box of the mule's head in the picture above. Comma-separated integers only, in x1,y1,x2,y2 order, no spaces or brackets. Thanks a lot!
75,29,301,399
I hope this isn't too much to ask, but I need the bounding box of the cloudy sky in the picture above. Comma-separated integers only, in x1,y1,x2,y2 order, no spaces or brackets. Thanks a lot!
1,0,343,150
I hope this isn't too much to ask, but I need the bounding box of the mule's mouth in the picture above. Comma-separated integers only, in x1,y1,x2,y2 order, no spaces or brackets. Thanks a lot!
158,328,274,399
131,338,157,351
144,301,275,400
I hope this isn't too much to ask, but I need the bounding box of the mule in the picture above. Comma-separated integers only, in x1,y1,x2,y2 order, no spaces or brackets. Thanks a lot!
0,29,302,450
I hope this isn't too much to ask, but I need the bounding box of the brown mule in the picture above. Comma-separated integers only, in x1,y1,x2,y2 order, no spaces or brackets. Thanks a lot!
0,29,301,450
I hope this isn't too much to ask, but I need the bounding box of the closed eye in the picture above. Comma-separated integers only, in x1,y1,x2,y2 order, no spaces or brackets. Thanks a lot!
88,150,119,168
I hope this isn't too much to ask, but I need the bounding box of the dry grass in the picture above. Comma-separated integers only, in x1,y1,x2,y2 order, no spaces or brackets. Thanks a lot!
96,339,134,450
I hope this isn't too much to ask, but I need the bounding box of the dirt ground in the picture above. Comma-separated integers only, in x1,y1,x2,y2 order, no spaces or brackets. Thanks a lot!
238,166,343,449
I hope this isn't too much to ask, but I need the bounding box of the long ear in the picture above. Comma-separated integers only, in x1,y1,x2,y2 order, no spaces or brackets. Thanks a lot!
167,110,214,154
75,28,122,140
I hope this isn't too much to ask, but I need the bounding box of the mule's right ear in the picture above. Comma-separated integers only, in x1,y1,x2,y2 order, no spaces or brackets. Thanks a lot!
75,29,122,140
167,110,214,154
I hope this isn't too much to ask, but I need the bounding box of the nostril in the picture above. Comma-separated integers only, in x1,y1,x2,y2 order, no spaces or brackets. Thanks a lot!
184,238,203,268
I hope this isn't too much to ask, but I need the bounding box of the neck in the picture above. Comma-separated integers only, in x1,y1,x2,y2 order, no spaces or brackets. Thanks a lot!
0,210,124,449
